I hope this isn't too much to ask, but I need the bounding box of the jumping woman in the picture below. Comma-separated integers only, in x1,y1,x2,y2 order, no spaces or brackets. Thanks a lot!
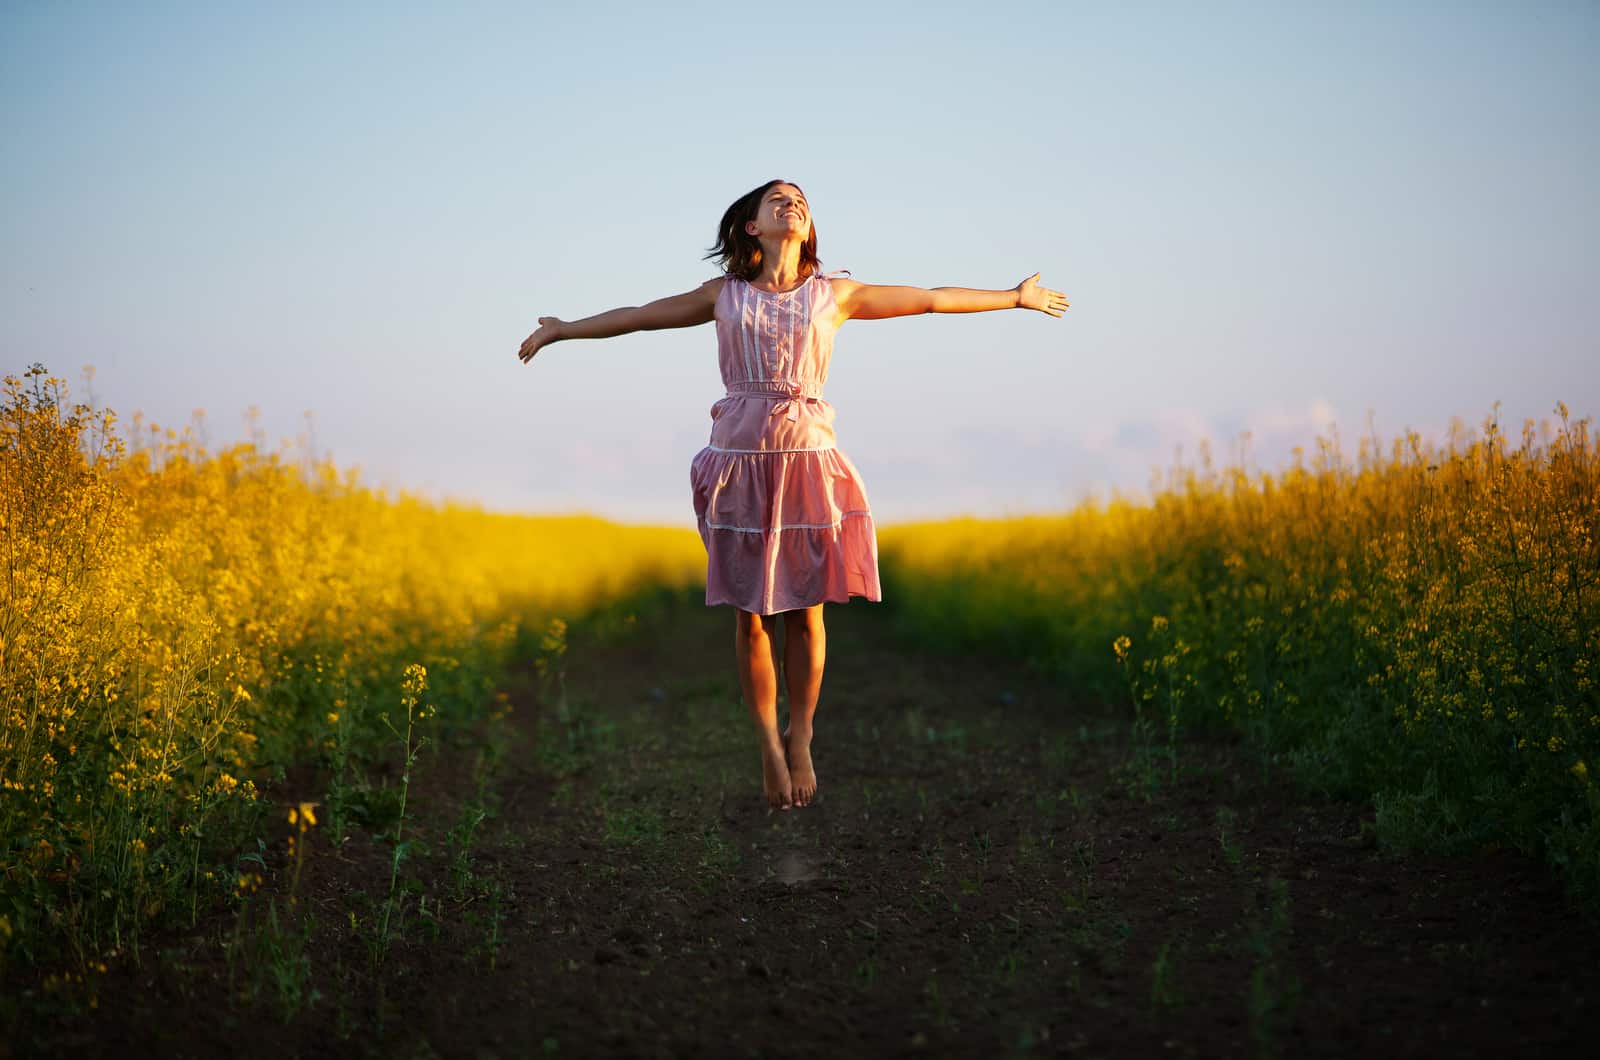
517,180,1068,811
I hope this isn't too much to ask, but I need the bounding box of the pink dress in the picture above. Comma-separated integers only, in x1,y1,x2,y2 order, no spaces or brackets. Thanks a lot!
690,272,882,615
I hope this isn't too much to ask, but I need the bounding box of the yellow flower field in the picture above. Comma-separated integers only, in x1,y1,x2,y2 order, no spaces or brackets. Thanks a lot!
0,366,702,967
882,406,1599,897
7,360,1598,968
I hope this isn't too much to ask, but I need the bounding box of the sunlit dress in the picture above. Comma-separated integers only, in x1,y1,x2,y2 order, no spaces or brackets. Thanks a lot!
689,271,882,615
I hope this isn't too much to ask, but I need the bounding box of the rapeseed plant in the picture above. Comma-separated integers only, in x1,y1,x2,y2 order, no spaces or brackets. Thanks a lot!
1,365,703,970
883,404,1599,900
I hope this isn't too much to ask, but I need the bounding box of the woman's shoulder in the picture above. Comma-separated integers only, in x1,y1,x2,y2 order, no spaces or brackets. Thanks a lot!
813,268,851,294
704,275,736,317
822,271,859,296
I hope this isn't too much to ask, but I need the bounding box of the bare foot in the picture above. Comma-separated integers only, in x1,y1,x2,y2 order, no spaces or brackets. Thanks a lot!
784,728,817,807
760,738,793,810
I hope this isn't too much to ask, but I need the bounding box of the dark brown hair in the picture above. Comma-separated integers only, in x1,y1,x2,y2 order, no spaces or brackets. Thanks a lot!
705,179,821,281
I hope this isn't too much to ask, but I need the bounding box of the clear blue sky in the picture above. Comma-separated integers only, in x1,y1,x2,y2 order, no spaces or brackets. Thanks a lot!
4,1,1595,523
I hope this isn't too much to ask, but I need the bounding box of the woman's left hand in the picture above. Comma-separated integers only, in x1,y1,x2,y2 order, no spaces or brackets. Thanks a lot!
1015,273,1070,317
518,317,564,364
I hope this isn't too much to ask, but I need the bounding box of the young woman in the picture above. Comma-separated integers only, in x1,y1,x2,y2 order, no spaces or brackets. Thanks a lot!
518,179,1068,811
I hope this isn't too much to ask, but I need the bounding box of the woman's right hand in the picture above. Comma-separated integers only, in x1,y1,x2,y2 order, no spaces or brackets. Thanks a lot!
517,318,564,364
1015,273,1070,317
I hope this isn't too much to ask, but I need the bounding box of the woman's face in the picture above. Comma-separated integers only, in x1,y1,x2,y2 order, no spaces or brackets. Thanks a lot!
745,183,811,241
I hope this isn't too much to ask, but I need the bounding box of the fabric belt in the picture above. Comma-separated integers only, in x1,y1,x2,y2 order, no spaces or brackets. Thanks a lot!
725,381,824,422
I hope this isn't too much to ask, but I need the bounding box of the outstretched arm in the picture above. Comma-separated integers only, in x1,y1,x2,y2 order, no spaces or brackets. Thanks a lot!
833,272,1068,323
518,278,723,364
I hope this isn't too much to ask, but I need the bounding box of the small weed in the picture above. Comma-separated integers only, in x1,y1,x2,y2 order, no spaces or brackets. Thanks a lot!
1062,835,1097,911
1216,806,1244,867
604,805,666,846
1015,827,1039,867
1149,936,1186,1013
997,948,1024,987
903,706,927,744
1042,730,1074,772
938,721,971,754
466,876,506,970
1072,835,1097,876
1120,715,1168,801
923,973,953,1029
696,826,739,892
1245,876,1300,1060
1069,913,1131,971
261,901,318,1021
414,893,443,943
535,711,619,779
447,804,490,900
972,829,994,868
225,896,318,1022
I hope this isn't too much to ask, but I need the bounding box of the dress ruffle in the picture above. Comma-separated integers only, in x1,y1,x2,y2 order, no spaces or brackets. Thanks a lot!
690,446,881,615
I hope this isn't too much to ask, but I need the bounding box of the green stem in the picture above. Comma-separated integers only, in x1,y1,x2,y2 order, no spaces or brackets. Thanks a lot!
378,702,417,950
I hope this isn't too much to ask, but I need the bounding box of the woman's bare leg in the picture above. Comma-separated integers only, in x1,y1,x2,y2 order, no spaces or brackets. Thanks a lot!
735,609,791,809
781,604,826,807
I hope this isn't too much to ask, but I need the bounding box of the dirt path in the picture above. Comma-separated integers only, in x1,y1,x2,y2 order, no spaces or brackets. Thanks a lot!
18,593,1597,1057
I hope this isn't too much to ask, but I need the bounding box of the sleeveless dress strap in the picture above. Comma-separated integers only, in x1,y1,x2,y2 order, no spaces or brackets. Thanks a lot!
716,270,848,285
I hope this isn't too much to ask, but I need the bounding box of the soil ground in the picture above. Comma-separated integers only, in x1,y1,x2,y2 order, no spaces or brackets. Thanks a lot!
11,592,1598,1058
